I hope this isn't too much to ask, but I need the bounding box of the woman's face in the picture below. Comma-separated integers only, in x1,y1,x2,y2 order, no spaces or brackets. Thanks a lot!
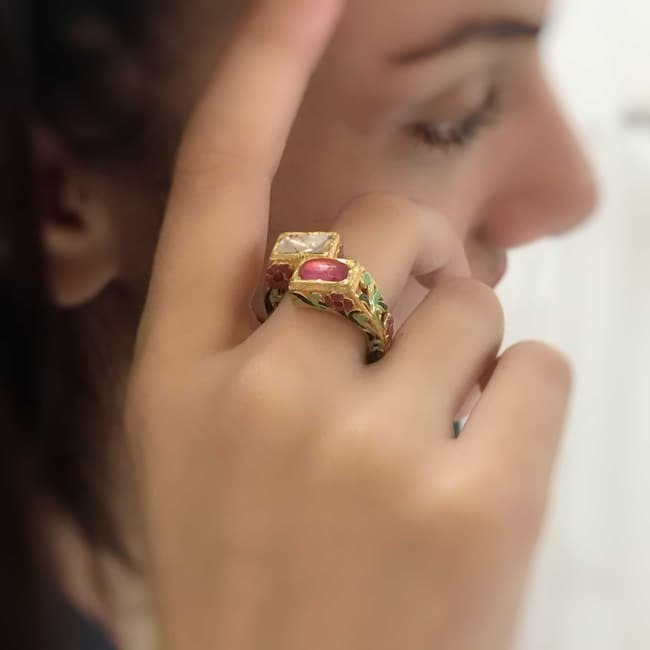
266,0,597,316
46,0,597,323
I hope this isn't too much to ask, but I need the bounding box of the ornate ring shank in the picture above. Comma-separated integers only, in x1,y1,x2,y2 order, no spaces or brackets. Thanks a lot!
264,232,394,363
264,231,343,315
289,257,394,363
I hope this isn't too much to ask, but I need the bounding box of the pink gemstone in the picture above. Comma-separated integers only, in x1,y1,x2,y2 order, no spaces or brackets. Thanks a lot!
298,258,349,282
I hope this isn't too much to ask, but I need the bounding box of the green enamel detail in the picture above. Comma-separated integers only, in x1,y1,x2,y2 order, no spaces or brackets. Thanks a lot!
292,293,315,308
351,312,370,328
287,267,390,363
291,291,330,312
266,287,285,313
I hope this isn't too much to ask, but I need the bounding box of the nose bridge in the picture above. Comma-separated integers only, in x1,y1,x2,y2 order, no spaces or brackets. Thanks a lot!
481,79,599,247
518,82,599,227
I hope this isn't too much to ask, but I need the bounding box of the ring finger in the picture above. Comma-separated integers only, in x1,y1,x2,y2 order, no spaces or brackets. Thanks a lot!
256,192,470,367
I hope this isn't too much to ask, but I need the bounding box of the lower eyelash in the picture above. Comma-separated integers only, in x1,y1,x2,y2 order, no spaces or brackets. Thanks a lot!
413,85,502,151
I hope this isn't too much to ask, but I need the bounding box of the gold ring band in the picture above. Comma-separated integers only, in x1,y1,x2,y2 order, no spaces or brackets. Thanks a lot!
264,232,394,362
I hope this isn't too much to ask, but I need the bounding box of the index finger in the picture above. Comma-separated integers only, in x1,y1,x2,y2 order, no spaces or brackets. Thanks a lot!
139,0,345,360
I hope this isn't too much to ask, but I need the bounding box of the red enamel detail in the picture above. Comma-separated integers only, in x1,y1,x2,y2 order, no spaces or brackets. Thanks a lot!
298,259,349,282
265,263,293,290
324,293,354,312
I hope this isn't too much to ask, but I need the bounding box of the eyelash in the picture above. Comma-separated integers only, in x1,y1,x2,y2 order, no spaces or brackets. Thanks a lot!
412,85,502,151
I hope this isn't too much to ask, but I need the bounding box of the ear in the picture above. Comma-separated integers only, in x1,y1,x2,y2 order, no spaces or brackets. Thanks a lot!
32,126,120,308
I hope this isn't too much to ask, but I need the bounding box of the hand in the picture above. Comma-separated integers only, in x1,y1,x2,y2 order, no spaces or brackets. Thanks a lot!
127,1,572,649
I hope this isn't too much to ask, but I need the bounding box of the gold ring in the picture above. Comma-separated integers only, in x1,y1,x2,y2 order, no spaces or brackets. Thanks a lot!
264,232,394,362
264,231,343,314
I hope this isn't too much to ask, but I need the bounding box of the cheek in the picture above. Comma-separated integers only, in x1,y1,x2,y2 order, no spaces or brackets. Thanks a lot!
270,106,487,255
269,117,395,249
438,117,540,241
393,157,487,241
270,159,477,254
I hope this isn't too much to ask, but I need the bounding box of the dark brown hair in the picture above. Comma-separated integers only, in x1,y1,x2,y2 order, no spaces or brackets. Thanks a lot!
0,1,165,647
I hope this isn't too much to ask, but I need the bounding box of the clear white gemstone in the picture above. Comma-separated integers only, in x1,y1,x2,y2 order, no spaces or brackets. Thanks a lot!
277,233,334,255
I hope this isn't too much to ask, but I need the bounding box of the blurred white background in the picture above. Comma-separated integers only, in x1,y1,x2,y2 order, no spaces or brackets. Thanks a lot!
500,0,650,648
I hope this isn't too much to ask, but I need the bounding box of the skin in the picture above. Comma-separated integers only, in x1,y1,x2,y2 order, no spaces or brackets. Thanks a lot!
35,0,598,647
43,0,596,312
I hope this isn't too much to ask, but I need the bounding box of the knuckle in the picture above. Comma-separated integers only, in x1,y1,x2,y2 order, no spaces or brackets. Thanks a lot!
258,311,342,373
408,458,553,545
438,474,504,533
224,355,314,458
229,353,289,416
313,410,415,494
409,470,507,543
504,341,573,392
403,466,551,564
435,278,505,334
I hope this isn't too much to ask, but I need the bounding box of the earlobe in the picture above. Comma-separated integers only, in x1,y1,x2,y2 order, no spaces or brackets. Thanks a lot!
40,177,119,307
32,127,120,308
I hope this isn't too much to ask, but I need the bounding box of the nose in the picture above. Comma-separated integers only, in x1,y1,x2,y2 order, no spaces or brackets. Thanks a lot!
479,79,599,248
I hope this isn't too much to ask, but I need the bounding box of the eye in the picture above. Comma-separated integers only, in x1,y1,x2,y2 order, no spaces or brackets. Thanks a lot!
412,85,501,150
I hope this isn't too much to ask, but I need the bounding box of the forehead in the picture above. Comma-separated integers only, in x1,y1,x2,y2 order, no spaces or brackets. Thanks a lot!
333,0,549,57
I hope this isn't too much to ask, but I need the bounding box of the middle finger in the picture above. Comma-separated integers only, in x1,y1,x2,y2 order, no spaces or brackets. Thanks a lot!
378,277,505,422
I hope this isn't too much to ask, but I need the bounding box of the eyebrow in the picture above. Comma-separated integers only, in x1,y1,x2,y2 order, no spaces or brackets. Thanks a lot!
391,18,544,65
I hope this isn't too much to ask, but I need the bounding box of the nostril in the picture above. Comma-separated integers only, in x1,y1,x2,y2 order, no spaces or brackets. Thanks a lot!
477,184,598,248
545,181,599,239
476,142,600,249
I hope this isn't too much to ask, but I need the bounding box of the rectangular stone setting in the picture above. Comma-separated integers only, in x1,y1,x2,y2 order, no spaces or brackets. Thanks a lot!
298,258,350,282
273,232,339,257
289,258,362,295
